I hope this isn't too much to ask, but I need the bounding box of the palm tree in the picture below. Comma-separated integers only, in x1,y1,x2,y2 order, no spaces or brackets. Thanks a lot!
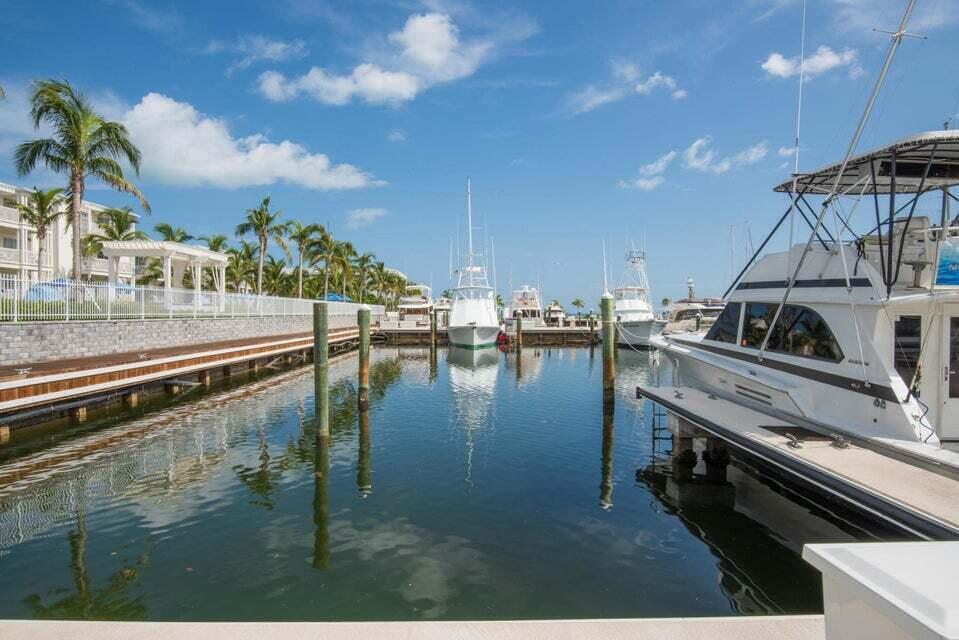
571,298,584,318
236,196,285,295
154,222,192,243
82,207,147,258
15,187,64,280
352,251,376,303
335,240,356,298
308,226,337,300
262,255,290,296
15,79,149,279
226,240,258,292
285,221,320,298
661,297,671,308
200,234,229,253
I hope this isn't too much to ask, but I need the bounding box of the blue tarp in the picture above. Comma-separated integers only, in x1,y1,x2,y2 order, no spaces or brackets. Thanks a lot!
322,293,354,302
22,279,69,302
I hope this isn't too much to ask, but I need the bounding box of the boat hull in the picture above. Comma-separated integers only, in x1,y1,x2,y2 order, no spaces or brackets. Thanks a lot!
448,325,500,349
617,319,666,348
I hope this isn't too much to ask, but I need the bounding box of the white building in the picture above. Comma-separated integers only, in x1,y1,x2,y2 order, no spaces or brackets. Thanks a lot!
0,181,137,282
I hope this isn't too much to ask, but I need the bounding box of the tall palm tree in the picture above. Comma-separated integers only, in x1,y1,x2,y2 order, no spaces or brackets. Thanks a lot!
15,79,149,279
15,187,64,281
262,255,290,296
82,207,147,258
285,221,320,298
352,251,376,303
226,240,258,292
236,196,285,295
154,222,192,243
335,240,356,298
308,226,337,300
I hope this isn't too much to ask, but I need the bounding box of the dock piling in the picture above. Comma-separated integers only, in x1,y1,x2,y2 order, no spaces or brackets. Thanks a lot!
314,302,330,437
0,425,10,444
358,305,371,410
199,370,211,387
123,392,139,409
516,315,523,351
601,293,615,405
430,308,438,349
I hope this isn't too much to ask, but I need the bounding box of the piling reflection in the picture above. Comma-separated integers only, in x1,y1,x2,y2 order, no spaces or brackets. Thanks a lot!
313,433,330,570
599,403,614,509
357,409,372,496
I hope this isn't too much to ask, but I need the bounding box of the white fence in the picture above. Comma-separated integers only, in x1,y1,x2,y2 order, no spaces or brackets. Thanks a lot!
0,274,384,323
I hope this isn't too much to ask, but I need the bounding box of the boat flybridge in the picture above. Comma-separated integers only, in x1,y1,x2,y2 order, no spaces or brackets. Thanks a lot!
448,179,500,349
398,284,434,323
651,130,959,471
613,249,666,347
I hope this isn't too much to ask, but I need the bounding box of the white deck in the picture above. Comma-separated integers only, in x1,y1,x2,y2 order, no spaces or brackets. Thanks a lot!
638,385,959,538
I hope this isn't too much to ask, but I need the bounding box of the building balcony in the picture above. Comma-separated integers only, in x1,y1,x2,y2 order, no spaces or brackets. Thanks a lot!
0,206,20,227
0,247,50,268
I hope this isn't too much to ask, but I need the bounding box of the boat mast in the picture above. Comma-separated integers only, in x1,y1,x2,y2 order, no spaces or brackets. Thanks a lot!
759,0,919,357
786,0,807,281
467,178,474,273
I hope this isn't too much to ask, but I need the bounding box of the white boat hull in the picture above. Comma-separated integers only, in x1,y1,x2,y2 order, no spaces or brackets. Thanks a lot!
448,324,500,349
617,319,666,348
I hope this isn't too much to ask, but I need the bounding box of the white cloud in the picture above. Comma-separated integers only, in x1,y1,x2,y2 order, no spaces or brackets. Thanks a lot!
683,136,768,174
761,45,862,79
123,93,382,190
778,146,796,158
259,65,420,106
831,0,957,33
565,63,687,116
619,150,676,191
205,35,308,75
259,11,526,106
565,86,627,115
346,207,387,229
387,129,406,143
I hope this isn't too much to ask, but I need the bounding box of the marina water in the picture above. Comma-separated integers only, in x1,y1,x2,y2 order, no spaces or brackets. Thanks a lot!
0,347,905,621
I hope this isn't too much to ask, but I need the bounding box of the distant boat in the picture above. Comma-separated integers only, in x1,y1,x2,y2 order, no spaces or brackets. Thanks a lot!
506,284,543,329
661,278,724,335
613,249,665,347
448,179,500,349
398,284,433,324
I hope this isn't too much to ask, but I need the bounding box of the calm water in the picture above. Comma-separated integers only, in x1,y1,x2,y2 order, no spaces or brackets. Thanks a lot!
0,347,902,621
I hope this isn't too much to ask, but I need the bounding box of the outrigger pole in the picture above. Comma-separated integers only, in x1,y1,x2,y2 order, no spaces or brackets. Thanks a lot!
757,0,919,359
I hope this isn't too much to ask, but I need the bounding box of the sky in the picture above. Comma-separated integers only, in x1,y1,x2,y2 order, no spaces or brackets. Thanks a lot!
1,0,958,306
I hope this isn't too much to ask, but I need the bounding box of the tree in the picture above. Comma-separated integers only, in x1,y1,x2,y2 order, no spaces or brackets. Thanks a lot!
15,187,64,280
154,222,192,243
262,255,290,296
15,79,149,280
285,221,320,298
82,207,147,258
236,196,285,295
226,240,258,292
200,234,229,253
308,227,337,300
571,298,584,318
335,240,356,298
661,297,671,308
352,251,376,303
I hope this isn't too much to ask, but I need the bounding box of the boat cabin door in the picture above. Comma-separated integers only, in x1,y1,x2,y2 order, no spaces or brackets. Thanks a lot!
941,305,959,441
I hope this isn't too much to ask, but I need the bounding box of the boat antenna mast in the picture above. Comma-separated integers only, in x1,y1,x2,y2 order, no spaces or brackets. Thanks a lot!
602,239,610,295
785,0,807,281
758,0,920,359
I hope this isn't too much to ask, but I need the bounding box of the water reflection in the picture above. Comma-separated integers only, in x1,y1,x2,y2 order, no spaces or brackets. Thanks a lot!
448,347,499,486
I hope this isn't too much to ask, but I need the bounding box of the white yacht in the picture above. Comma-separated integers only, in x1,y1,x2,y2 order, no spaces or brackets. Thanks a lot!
506,285,544,328
448,179,500,349
398,284,433,325
650,130,959,469
661,279,725,336
544,301,566,327
613,250,666,347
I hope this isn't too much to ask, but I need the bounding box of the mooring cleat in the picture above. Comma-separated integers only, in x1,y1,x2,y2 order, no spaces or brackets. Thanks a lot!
830,433,851,449
785,433,802,449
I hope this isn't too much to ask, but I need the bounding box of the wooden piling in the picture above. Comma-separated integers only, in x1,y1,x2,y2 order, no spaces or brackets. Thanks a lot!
516,314,523,351
199,370,211,387
430,308,438,349
71,405,88,422
358,408,372,496
314,302,329,437
248,360,259,373
123,392,139,409
358,305,371,409
0,425,10,444
601,293,615,405
222,365,232,377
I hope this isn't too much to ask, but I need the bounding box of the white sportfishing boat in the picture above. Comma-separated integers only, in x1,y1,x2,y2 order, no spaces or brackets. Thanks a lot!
506,285,544,330
398,284,433,324
661,278,725,335
614,249,666,347
448,179,500,349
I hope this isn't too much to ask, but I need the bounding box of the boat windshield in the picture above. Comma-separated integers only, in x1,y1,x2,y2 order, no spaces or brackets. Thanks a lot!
453,287,494,302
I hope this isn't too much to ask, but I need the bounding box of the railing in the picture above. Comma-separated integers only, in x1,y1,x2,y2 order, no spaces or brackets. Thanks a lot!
0,248,48,267
0,206,18,224
0,275,384,323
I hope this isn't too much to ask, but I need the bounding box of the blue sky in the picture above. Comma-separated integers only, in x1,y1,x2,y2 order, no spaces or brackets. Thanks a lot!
1,0,957,305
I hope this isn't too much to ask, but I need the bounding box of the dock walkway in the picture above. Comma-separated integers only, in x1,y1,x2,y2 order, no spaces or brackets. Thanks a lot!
638,384,959,539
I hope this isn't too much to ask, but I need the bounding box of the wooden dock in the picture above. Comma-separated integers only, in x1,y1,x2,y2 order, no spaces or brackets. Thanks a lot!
0,327,360,429
638,384,959,540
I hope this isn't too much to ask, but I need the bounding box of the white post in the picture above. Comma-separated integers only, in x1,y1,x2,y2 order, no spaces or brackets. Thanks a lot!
193,261,200,318
12,275,18,323
163,255,172,318
107,256,117,320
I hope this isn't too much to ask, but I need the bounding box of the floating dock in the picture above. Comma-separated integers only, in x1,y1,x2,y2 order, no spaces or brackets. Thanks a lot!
637,384,959,540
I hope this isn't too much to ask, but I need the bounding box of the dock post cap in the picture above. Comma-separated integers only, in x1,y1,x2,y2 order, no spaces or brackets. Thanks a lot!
360,304,371,311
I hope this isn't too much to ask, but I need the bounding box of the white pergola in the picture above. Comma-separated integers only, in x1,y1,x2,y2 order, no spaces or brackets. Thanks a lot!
100,240,228,297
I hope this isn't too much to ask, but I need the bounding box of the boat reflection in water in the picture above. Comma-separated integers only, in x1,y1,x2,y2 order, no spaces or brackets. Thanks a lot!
448,347,499,485
634,407,900,614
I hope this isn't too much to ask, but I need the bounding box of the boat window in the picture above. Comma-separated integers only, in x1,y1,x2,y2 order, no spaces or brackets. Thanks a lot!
894,315,921,386
771,305,844,362
704,303,740,344
740,303,781,348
